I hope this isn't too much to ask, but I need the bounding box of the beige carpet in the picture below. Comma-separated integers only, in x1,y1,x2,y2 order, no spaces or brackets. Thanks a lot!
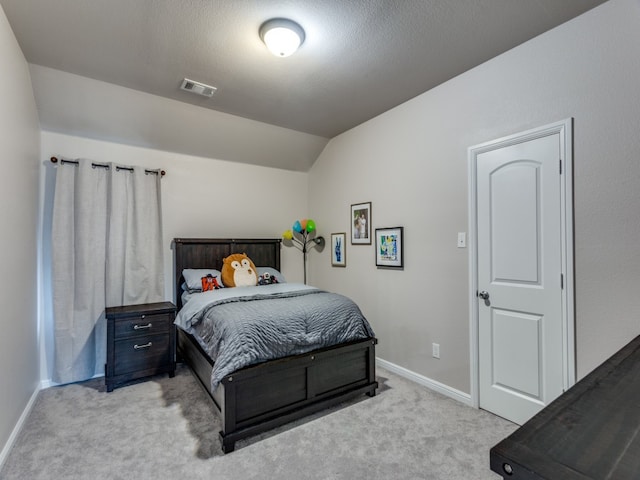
0,364,516,479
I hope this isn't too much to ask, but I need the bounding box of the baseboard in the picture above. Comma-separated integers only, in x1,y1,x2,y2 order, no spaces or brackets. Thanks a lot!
40,379,53,389
0,384,40,471
376,357,472,406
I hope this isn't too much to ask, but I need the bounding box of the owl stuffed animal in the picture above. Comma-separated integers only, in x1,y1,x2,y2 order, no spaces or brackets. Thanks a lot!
221,253,258,287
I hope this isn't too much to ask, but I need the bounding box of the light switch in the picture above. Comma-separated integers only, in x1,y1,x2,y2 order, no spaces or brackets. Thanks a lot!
457,232,466,248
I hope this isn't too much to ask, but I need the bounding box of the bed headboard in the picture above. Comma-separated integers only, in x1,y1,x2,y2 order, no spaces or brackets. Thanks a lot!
172,238,282,309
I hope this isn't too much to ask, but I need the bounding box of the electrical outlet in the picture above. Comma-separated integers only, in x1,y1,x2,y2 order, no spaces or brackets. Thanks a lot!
432,343,440,359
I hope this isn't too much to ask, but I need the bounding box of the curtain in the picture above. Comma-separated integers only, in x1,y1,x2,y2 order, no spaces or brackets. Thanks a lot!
51,159,163,384
106,165,163,307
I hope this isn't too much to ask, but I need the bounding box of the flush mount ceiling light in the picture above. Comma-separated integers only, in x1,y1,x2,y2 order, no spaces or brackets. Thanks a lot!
259,18,305,57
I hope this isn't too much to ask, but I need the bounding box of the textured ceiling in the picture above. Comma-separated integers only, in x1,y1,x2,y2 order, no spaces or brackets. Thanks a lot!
1,0,607,169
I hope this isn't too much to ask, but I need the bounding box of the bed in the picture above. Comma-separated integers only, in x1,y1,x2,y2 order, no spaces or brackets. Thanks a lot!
172,238,378,453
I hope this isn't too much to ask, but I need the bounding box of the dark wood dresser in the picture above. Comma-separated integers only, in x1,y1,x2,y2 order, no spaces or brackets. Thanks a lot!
490,334,640,479
105,301,176,392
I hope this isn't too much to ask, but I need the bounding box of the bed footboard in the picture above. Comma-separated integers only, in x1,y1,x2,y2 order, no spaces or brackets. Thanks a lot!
177,329,377,453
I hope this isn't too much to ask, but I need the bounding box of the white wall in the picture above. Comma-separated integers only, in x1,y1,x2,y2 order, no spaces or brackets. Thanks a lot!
309,0,640,392
0,5,41,465
38,131,309,382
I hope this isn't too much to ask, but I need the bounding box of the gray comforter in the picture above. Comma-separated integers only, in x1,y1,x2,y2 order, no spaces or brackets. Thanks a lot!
175,283,375,391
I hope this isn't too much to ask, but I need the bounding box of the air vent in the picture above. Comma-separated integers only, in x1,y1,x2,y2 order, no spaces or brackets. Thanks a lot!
180,78,217,98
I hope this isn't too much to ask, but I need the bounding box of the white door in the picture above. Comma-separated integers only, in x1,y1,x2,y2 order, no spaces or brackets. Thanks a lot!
471,121,573,425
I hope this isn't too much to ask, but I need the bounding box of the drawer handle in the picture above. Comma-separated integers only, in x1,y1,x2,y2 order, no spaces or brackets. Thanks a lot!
133,323,152,330
133,342,152,350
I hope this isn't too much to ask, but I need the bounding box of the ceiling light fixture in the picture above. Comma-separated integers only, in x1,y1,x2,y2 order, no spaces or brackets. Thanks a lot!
259,18,305,57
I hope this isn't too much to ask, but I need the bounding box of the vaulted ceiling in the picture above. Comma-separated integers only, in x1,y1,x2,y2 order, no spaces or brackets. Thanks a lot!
1,0,607,171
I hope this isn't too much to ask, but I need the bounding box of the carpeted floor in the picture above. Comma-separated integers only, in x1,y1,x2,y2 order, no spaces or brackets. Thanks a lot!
0,364,516,479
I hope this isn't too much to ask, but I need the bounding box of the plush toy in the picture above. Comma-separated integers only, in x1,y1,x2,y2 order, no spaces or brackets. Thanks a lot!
258,271,279,285
201,274,222,292
221,253,258,287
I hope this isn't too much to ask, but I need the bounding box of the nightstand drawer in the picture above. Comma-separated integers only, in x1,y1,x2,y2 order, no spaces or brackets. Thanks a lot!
114,313,171,339
114,333,171,375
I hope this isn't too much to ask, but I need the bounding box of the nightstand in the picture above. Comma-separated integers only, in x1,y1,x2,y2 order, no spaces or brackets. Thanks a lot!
105,301,176,392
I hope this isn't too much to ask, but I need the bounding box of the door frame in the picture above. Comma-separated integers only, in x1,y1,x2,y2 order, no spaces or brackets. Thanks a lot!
467,118,575,410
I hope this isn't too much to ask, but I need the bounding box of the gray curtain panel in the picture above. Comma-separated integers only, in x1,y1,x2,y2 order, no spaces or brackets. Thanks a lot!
106,164,164,307
51,159,163,384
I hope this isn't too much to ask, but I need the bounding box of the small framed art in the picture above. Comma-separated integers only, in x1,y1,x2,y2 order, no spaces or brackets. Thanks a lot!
331,233,346,267
375,227,404,268
351,202,372,244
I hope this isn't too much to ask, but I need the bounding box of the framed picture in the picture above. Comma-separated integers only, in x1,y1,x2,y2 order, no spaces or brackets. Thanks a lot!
375,227,404,268
331,233,347,267
351,202,372,244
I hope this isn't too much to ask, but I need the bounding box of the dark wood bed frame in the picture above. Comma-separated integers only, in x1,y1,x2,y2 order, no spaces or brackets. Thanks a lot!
172,238,378,453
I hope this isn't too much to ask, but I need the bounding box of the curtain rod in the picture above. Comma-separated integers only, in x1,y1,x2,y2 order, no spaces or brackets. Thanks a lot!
50,157,166,177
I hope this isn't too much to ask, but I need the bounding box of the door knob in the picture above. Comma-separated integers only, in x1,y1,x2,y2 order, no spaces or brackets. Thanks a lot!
478,290,490,306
